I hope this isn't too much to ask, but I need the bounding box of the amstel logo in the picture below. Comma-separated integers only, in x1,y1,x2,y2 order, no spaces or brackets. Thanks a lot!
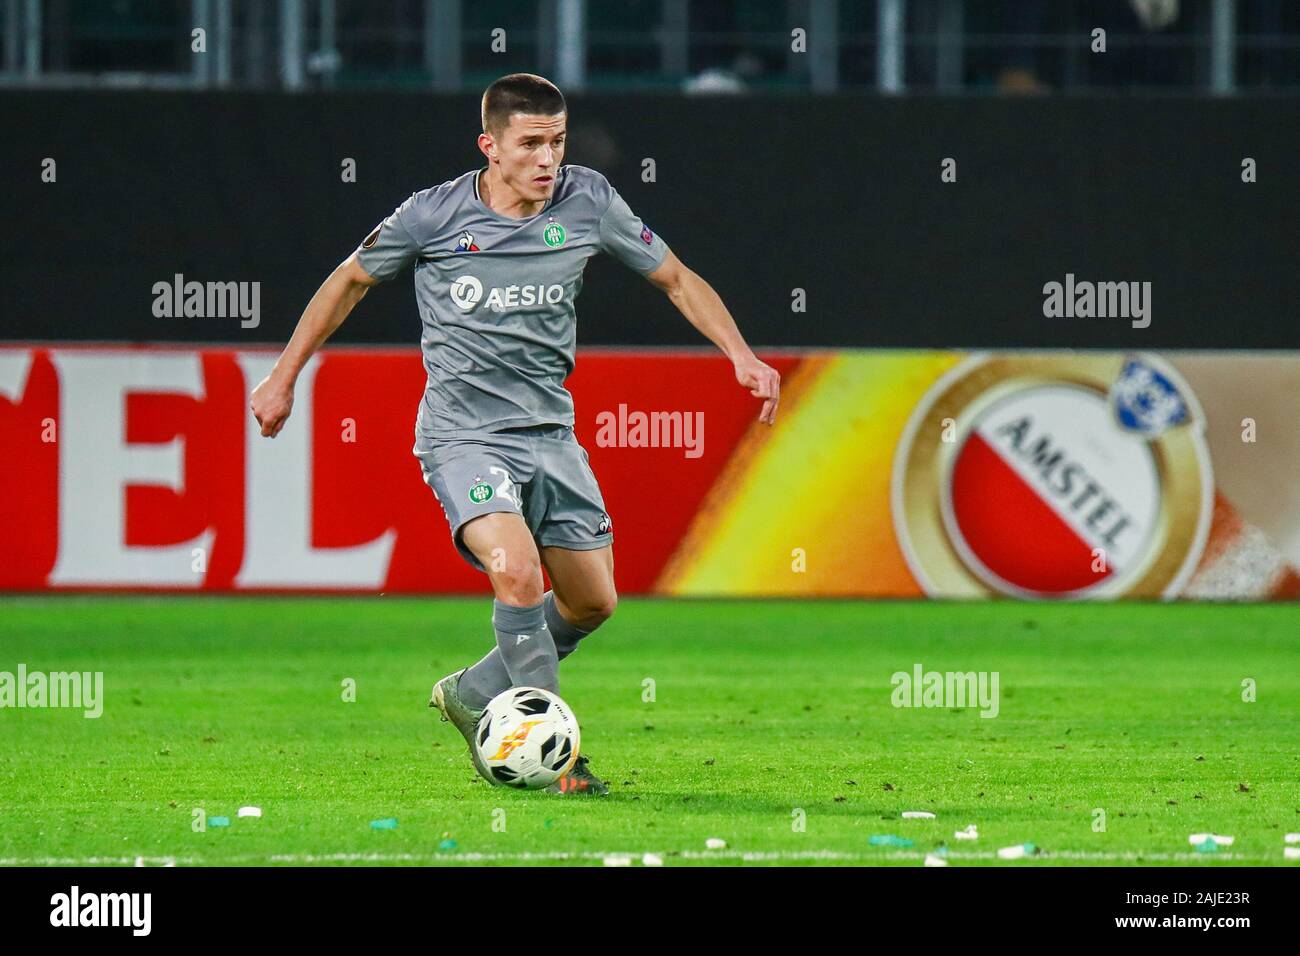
891,353,1213,600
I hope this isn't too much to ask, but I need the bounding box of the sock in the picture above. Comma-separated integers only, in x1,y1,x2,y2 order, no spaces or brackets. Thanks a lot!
490,598,558,693
457,592,591,709
457,645,511,711
545,590,593,660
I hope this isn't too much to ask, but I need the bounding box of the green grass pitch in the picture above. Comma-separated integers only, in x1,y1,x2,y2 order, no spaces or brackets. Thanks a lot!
0,597,1296,867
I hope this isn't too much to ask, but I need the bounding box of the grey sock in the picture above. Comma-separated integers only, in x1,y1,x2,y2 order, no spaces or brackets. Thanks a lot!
457,592,589,709
491,598,558,693
458,646,511,711
545,590,593,660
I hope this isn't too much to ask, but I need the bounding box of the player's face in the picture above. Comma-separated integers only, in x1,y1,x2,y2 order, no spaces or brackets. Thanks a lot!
491,112,566,202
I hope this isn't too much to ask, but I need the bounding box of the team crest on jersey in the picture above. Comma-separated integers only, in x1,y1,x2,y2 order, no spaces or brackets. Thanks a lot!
453,230,480,253
542,220,566,248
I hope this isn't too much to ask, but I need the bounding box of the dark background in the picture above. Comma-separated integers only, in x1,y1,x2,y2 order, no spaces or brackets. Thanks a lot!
3,91,1297,349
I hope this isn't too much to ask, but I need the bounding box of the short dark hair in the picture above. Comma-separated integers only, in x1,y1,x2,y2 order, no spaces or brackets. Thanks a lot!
481,73,566,136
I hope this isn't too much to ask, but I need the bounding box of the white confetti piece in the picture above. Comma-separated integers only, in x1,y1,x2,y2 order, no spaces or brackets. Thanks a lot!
954,825,979,840
705,838,727,850
1284,847,1300,860
1284,833,1300,844
902,811,936,819
997,844,1029,860
237,806,262,818
924,853,949,867
602,855,631,867
642,853,663,867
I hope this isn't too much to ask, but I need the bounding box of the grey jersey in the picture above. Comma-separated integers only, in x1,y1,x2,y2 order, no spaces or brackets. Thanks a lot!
355,164,670,443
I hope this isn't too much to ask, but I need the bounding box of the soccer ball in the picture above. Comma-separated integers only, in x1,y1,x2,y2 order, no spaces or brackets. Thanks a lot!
474,687,580,789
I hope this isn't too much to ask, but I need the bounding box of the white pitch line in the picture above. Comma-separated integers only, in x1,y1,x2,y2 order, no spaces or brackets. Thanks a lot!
249,849,1261,864
0,849,1274,866
0,856,192,866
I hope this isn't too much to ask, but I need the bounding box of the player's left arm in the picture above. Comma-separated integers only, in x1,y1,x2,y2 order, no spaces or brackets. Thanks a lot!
645,249,780,425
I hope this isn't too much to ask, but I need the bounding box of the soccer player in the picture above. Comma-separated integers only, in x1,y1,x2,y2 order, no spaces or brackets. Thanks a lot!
249,73,780,795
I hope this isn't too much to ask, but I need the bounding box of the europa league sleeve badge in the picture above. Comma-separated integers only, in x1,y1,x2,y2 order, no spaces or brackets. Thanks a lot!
890,353,1213,600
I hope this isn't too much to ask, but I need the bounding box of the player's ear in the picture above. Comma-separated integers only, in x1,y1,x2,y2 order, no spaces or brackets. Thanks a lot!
477,131,495,161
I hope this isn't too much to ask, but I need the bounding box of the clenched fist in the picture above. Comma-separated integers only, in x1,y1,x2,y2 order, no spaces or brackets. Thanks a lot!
249,373,295,438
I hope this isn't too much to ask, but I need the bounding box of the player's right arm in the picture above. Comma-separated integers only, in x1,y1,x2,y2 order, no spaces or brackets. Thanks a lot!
249,253,379,438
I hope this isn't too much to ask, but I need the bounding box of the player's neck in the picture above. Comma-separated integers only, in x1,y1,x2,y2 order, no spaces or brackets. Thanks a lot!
479,166,547,220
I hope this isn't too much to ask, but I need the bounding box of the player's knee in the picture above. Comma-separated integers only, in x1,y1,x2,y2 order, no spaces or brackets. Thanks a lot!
575,590,617,630
491,558,545,606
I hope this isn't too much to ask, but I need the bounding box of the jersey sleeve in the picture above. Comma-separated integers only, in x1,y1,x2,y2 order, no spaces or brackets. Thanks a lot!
355,197,422,282
596,189,669,275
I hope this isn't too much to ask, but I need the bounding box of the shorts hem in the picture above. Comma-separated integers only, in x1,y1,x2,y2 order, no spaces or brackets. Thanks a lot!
452,506,526,571
535,534,614,553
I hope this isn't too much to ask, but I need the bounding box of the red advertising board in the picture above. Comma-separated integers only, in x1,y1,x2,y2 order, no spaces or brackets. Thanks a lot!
0,346,795,593
3,346,1295,599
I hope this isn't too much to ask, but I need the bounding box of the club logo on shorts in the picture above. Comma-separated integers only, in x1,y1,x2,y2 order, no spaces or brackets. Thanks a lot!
891,353,1213,601
468,480,494,504
450,275,484,311
542,221,566,248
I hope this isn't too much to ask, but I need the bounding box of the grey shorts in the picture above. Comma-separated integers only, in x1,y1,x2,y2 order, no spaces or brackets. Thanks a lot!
415,424,614,572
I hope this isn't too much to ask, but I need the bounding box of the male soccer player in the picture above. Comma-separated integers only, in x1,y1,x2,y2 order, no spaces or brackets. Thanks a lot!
249,73,780,795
